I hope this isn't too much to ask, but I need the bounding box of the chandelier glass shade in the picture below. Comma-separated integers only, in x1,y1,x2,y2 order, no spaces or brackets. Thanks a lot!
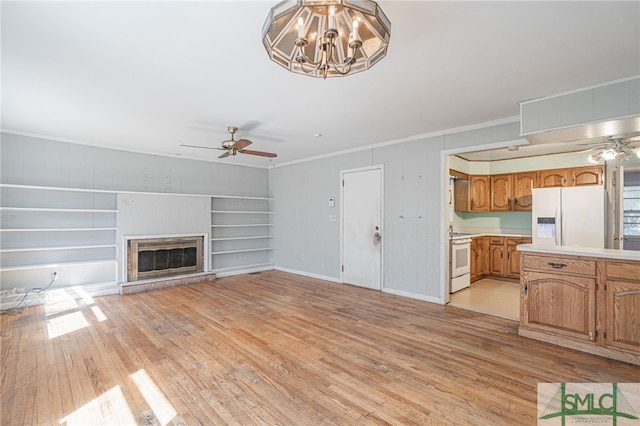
262,0,391,79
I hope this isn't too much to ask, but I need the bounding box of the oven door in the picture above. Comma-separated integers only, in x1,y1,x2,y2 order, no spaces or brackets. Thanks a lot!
450,239,471,278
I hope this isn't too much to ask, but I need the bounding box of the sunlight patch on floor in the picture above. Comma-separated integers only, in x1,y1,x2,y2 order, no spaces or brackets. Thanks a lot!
131,369,179,426
59,385,136,425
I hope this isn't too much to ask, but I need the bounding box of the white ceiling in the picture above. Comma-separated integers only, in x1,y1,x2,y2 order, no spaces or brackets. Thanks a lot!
2,1,639,168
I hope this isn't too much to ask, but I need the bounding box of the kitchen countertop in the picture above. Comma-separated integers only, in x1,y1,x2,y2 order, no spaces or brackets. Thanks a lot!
450,232,531,240
517,243,640,262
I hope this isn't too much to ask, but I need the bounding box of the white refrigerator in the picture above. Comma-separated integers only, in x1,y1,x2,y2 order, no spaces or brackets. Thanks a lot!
532,186,605,248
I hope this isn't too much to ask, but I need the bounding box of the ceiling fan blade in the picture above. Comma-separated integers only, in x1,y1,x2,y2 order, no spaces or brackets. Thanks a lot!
218,151,231,159
181,144,224,151
575,145,605,154
239,149,277,158
232,139,252,150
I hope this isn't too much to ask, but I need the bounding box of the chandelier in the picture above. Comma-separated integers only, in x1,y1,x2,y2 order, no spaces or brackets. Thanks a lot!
262,0,391,79
587,136,640,163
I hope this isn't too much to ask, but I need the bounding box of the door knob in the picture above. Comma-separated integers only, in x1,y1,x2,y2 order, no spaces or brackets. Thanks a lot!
373,226,382,245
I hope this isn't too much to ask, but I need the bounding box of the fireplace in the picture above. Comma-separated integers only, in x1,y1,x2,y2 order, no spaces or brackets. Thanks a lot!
127,236,204,282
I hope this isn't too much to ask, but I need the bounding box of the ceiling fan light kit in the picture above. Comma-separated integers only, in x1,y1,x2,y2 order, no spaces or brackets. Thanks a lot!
586,136,640,164
262,0,391,79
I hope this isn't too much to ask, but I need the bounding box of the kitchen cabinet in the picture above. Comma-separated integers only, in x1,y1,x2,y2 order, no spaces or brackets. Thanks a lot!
506,237,531,278
490,172,536,212
519,251,640,366
520,253,596,341
571,166,603,186
605,261,640,353
488,236,505,276
469,238,478,282
537,166,603,188
469,176,490,211
538,169,569,188
453,175,490,212
470,236,489,283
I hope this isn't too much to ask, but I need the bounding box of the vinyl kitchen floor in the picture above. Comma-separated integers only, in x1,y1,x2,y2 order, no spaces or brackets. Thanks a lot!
448,278,519,320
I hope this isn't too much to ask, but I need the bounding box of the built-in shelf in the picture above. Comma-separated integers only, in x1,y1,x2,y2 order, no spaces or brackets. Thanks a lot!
210,195,274,271
0,184,119,290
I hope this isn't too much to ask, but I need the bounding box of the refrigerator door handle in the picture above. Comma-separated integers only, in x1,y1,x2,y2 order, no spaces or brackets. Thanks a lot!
555,208,561,246
561,207,567,246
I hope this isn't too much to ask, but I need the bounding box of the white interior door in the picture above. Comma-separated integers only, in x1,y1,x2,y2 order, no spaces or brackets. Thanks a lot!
341,166,383,290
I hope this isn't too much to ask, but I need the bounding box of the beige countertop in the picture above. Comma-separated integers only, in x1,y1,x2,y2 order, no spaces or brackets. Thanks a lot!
517,243,640,262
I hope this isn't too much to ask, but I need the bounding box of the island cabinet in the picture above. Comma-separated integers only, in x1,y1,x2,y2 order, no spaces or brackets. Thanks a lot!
519,251,640,366
604,261,640,353
520,253,597,341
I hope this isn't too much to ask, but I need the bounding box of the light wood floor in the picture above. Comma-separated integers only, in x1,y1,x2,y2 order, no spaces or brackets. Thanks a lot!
449,278,520,320
2,270,639,425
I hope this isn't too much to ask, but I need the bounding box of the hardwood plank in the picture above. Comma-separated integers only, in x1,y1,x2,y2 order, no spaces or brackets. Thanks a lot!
2,270,640,425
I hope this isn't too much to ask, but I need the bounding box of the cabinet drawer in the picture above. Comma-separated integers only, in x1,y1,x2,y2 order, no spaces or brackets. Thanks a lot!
523,254,597,276
606,261,640,280
506,237,531,245
488,236,504,245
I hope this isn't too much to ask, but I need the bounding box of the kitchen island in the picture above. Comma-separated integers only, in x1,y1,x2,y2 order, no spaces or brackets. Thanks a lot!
517,244,640,366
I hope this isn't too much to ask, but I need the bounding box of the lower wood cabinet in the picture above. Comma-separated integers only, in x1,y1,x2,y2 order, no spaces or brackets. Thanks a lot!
519,252,640,366
470,235,529,282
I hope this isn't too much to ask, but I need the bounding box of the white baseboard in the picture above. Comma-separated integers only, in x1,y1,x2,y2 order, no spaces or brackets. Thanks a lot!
273,266,341,284
214,264,275,278
382,287,444,305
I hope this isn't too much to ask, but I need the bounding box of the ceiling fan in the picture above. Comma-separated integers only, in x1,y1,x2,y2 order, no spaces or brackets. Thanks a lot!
181,126,277,159
578,135,640,163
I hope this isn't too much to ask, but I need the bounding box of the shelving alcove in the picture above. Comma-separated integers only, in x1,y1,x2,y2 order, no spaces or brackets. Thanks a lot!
0,184,118,302
210,195,274,275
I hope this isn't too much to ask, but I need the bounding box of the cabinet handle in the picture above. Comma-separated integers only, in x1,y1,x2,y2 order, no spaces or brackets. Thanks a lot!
547,262,567,269
524,281,528,295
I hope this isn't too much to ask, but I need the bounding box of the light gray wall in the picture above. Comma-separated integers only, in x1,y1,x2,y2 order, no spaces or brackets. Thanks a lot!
1,133,268,196
269,121,521,302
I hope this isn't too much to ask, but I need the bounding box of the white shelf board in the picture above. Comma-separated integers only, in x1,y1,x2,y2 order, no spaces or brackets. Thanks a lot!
211,248,273,255
0,227,117,232
0,207,118,213
0,245,117,253
211,236,272,241
211,210,273,214
0,259,117,272
210,224,273,228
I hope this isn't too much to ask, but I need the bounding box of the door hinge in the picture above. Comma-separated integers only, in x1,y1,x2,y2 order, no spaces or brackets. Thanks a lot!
342,180,344,187
341,265,344,272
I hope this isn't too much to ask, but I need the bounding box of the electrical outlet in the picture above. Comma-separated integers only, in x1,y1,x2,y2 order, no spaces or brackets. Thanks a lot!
239,253,244,259
301,254,305,262
52,272,58,280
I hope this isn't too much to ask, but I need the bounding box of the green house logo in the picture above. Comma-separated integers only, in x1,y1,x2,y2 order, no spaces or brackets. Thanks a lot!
538,383,640,425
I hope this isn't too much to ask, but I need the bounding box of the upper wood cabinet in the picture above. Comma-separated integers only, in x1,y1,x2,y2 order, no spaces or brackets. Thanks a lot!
512,172,537,211
572,166,603,186
537,166,603,188
491,172,537,211
538,169,569,188
469,176,490,211
454,175,490,212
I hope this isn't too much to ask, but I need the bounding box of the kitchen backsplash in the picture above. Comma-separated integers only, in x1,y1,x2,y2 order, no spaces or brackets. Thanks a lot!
452,211,532,235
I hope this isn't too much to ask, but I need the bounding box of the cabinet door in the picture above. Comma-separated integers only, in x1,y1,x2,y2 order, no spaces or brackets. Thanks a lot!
453,178,470,212
513,172,536,211
605,279,640,352
489,244,505,275
507,244,521,278
490,174,511,211
538,169,568,188
470,239,478,282
571,166,603,186
521,270,596,341
469,176,490,211
477,238,489,277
